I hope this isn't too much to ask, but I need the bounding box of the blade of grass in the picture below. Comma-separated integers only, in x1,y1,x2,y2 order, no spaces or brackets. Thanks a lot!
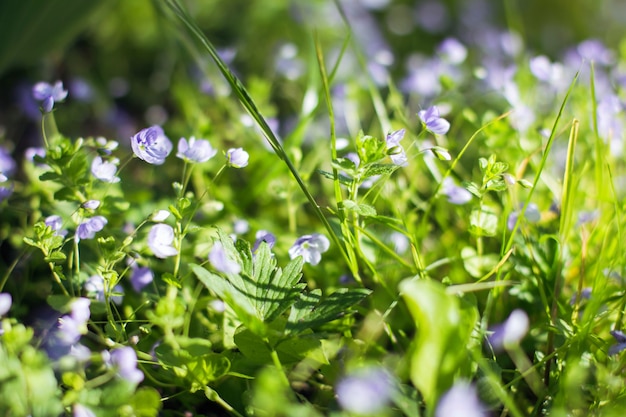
161,0,349,267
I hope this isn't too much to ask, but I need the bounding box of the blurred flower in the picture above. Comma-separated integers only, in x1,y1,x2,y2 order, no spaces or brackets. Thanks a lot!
0,293,12,316
577,39,614,66
209,242,241,274
76,215,107,237
130,125,172,165
289,233,330,266
233,219,250,235
507,203,541,230
441,178,472,205
32,80,68,113
177,137,217,163
84,275,123,304
578,210,599,225
76,216,108,241
131,266,154,292
0,182,12,203
335,366,395,415
69,78,93,102
488,309,529,351
25,147,46,165
45,215,67,237
609,330,626,355
418,106,450,135
57,298,91,345
151,210,170,222
570,287,592,305
252,230,276,252
389,231,410,253
386,129,408,166
108,347,144,384
91,156,120,183
147,224,178,258
82,200,101,210
437,38,467,64
529,55,565,87
0,147,16,177
74,404,96,417
435,381,487,417
226,148,249,168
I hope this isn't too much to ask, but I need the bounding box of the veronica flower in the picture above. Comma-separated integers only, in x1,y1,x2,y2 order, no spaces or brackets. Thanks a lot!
0,147,16,177
147,224,178,258
91,156,120,183
507,203,541,231
385,129,408,166
32,80,68,113
0,293,11,316
441,178,472,205
209,242,241,274
107,347,144,384
226,148,249,168
82,200,101,210
418,105,450,135
488,309,529,351
151,210,170,222
130,125,172,165
84,275,124,304
252,230,276,252
609,330,626,355
288,233,330,266
177,137,217,163
435,381,487,417
437,37,467,64
45,215,67,237
335,366,395,415
57,298,91,346
130,266,154,292
76,216,108,241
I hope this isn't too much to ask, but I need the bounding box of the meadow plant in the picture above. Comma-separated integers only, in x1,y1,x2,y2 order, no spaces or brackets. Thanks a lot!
3,1,626,416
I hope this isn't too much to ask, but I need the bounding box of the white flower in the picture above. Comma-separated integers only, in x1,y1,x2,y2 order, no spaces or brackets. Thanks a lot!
147,224,178,258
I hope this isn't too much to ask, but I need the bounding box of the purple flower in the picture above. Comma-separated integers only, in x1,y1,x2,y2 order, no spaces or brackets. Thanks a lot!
91,156,120,183
209,242,241,274
226,148,249,168
0,293,12,316
385,129,408,167
441,178,472,205
507,203,541,230
0,183,12,203
0,147,16,177
252,230,276,252
418,106,450,135
57,298,91,345
147,224,178,258
609,330,626,355
32,80,68,113
437,38,467,64
335,366,394,415
82,200,101,210
130,126,173,165
435,381,487,417
108,347,144,384
45,215,67,237
130,266,154,292
76,216,108,241
177,137,218,163
84,275,122,304
288,233,330,266
488,309,529,351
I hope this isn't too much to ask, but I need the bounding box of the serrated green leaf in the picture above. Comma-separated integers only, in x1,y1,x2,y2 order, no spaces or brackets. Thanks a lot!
286,288,371,335
317,169,352,186
362,163,398,178
343,199,377,217
44,251,66,263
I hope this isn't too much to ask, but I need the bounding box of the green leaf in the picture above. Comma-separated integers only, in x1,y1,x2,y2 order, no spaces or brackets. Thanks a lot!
129,387,163,417
469,206,498,237
461,247,499,278
53,186,78,202
44,251,66,263
399,279,478,412
362,163,398,178
286,288,371,335
343,199,377,217
317,169,352,186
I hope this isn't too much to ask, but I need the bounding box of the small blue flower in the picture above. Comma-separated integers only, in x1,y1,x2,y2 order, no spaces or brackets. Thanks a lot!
609,330,626,355
0,147,16,177
32,80,68,113
209,242,241,274
435,381,487,417
252,230,276,252
441,178,472,205
507,203,541,230
107,347,144,384
91,156,120,183
45,215,67,237
177,137,217,163
335,366,395,415
147,224,178,258
76,216,108,241
488,309,529,351
418,105,450,135
82,200,101,210
130,125,173,165
288,233,330,266
226,147,249,168
57,298,91,345
386,129,408,167
0,293,12,316
130,266,154,292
